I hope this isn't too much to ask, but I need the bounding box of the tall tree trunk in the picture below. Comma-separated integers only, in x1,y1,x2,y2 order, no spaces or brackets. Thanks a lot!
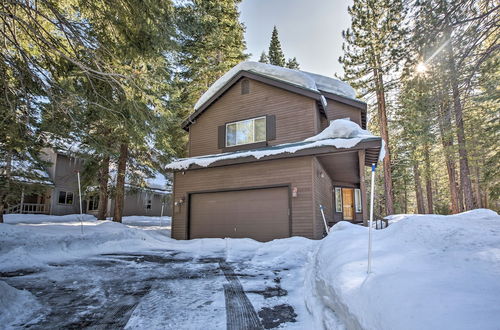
423,143,434,214
97,155,110,220
113,143,128,223
403,175,408,214
437,101,461,213
413,162,425,214
373,67,394,215
0,152,13,223
473,163,483,208
445,28,475,210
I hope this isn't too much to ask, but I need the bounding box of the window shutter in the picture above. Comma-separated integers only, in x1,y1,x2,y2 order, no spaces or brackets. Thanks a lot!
218,125,226,149
266,115,276,141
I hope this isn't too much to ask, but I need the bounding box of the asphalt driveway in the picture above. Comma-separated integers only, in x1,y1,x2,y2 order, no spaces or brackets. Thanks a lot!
1,250,298,329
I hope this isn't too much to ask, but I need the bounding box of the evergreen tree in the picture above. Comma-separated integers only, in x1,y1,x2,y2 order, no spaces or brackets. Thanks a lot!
339,0,407,215
286,57,300,70
175,0,248,111
268,26,286,67
259,51,269,64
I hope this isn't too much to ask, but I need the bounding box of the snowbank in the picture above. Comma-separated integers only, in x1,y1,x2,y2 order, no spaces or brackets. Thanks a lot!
122,215,171,228
4,213,96,224
0,214,313,274
0,281,42,327
194,61,357,110
305,209,500,330
166,120,381,170
0,218,173,272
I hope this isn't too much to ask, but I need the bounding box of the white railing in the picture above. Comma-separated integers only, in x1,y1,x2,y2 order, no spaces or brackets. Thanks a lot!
3,203,49,214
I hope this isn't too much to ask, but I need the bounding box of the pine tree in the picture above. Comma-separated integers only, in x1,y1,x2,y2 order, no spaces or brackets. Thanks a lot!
339,0,407,215
268,26,286,67
175,0,248,109
259,52,269,64
286,57,300,70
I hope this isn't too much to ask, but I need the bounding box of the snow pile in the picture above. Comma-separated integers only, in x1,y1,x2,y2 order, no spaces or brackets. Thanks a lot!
305,209,500,330
166,120,381,170
302,70,356,99
0,281,42,327
0,219,172,272
194,61,357,110
305,119,372,141
4,213,96,224
122,215,172,228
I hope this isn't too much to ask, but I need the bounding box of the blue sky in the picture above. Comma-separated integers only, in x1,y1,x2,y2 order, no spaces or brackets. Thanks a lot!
239,0,353,77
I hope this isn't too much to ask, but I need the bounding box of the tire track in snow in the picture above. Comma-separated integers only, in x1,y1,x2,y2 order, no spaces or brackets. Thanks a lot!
219,261,263,330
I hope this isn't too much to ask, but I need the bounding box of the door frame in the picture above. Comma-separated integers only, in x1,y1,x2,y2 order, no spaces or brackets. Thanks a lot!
334,186,361,221
186,184,292,239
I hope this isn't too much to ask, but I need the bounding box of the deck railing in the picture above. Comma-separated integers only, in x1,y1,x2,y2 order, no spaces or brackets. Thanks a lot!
3,203,49,214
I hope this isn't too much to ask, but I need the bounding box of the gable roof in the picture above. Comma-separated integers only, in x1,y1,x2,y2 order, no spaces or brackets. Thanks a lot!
182,61,366,130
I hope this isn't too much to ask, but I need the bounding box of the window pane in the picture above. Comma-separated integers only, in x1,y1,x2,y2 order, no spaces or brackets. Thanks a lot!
236,119,254,145
66,192,74,205
335,188,342,212
226,123,236,146
58,191,66,204
355,189,362,213
254,117,266,142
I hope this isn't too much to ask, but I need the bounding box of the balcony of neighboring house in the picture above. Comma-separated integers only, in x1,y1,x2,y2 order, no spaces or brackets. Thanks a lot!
3,191,52,215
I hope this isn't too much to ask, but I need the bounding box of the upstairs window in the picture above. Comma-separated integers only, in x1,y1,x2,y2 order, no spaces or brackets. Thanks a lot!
58,191,74,205
226,116,266,147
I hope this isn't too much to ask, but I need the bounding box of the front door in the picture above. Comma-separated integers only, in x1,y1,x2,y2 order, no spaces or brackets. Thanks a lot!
342,188,354,220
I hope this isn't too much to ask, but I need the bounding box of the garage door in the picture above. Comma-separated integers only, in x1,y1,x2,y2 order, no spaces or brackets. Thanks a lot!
189,187,290,241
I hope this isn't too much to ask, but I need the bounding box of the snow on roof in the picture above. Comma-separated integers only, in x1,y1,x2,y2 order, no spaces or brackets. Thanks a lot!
1,159,53,186
166,120,382,170
108,167,171,194
194,61,358,111
144,172,171,192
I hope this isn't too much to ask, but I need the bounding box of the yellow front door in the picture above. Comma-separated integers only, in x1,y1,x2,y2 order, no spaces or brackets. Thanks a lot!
342,188,354,220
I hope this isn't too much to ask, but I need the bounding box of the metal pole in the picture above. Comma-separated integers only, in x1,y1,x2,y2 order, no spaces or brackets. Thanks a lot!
77,171,83,234
319,204,329,235
160,202,164,227
367,163,376,274
20,188,25,214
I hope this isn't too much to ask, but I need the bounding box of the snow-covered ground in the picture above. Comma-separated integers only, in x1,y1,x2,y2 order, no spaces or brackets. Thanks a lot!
0,213,315,329
2,209,499,329
306,209,500,330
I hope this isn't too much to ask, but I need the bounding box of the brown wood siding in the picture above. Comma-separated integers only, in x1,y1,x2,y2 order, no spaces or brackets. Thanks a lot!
324,98,362,126
188,79,317,157
172,156,315,239
312,157,333,238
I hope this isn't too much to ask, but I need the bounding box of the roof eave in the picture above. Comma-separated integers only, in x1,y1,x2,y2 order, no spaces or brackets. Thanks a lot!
170,138,382,171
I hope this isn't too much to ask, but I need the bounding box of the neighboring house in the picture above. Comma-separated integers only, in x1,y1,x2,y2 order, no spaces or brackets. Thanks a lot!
166,61,382,241
4,148,172,217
